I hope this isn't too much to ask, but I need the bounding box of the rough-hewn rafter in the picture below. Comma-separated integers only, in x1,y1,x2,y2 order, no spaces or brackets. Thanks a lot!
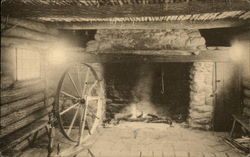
48,19,250,30
2,1,250,20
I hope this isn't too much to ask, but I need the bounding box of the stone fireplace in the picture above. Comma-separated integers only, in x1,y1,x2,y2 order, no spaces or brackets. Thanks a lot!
86,29,214,130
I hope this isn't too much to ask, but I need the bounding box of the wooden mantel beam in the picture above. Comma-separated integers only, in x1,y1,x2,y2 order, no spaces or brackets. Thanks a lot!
48,19,250,30
64,49,232,63
2,1,250,20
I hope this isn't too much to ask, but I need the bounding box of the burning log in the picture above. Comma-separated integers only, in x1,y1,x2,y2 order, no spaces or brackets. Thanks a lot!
112,112,172,126
114,113,132,120
146,114,173,125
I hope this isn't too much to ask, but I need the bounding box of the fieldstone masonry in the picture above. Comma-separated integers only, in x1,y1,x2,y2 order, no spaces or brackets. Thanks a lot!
86,29,206,52
86,29,214,129
188,62,214,130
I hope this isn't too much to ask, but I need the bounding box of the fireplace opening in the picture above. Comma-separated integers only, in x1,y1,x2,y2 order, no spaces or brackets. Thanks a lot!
103,63,193,124
151,63,192,122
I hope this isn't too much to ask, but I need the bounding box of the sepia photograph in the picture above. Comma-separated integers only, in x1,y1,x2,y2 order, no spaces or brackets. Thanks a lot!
1,0,250,156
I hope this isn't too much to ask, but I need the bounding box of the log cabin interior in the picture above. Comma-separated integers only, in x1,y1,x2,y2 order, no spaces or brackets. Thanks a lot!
1,0,250,157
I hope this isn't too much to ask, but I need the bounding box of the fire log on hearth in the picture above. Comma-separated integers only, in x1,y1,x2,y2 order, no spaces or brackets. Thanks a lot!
146,119,172,125
114,113,132,120
113,112,173,125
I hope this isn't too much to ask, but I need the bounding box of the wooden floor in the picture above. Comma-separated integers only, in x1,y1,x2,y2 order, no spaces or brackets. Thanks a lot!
20,122,246,157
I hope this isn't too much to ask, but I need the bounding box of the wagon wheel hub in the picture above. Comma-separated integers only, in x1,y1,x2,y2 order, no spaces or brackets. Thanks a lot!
78,98,86,104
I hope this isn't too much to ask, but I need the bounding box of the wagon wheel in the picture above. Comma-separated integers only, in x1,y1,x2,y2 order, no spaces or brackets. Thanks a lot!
55,63,104,144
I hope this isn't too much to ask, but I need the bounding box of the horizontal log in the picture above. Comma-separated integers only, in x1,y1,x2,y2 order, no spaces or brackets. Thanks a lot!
65,49,232,63
2,25,57,41
13,79,44,89
243,89,250,97
1,47,16,63
243,107,250,117
243,98,250,107
1,75,14,90
1,90,54,117
1,82,44,105
12,127,46,152
1,37,51,50
1,47,17,80
0,105,52,138
1,61,16,75
0,119,47,152
90,49,228,56
243,79,250,89
94,49,194,56
48,19,250,30
1,98,53,128
1,17,58,35
2,1,250,19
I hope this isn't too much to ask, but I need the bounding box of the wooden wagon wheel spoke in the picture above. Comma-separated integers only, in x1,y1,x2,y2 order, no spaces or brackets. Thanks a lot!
67,105,80,136
82,67,90,96
77,65,83,97
87,80,98,95
60,91,79,100
78,102,88,145
60,103,79,115
67,72,81,97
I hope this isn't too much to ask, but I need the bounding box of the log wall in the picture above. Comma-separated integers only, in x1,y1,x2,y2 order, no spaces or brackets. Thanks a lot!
242,46,250,117
234,31,250,117
0,17,58,153
243,79,250,117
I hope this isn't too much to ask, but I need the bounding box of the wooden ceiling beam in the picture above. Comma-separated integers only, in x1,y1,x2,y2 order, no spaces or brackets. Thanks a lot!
47,19,250,30
2,1,250,20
